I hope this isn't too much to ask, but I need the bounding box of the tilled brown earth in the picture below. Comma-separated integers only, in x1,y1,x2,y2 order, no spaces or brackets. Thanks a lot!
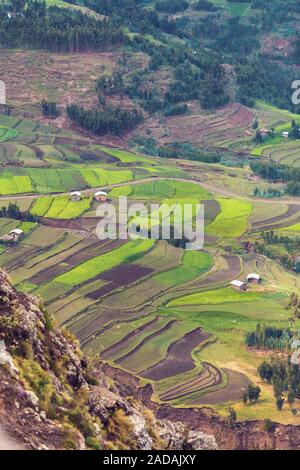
71,146,119,164
194,368,249,405
88,263,154,300
28,239,125,285
140,328,211,381
202,200,220,225
27,144,44,159
54,136,89,146
4,246,42,271
159,362,221,402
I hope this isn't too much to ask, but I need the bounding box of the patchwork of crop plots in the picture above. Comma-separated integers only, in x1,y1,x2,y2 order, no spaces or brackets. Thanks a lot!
0,117,173,196
136,102,254,148
2,117,300,421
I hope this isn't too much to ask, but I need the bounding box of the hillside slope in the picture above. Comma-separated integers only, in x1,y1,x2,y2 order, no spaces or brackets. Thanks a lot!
0,269,217,450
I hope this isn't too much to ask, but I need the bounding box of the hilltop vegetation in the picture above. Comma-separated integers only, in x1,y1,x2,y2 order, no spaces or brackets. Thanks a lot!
2,0,300,437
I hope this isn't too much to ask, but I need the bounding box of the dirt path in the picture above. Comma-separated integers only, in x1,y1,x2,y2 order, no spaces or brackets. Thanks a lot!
0,426,24,450
1,175,300,207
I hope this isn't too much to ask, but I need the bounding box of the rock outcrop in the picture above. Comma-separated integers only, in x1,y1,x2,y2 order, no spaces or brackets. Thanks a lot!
102,364,300,450
0,269,217,450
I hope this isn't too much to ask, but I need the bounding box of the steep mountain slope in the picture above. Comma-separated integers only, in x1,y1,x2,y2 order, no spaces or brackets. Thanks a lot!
0,268,217,450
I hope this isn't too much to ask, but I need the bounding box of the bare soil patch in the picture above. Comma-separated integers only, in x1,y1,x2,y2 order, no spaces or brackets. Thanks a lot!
88,263,154,300
197,255,241,288
28,239,124,285
159,362,221,401
141,328,211,381
194,368,249,405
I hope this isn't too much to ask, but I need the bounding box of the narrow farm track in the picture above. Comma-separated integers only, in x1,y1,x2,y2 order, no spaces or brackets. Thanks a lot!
251,204,300,231
2,175,300,206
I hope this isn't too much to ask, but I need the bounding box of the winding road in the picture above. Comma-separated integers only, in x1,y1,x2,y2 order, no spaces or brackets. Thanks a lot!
0,175,300,207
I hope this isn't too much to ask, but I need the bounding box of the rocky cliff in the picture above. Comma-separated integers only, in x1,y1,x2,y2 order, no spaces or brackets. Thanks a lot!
102,365,300,450
0,269,217,450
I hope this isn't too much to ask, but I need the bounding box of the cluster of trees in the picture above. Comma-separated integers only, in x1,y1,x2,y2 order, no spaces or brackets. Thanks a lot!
192,0,219,12
290,120,300,139
96,53,228,118
96,73,124,97
245,323,293,352
41,100,59,118
155,0,188,13
166,61,229,110
236,59,300,111
253,187,283,198
130,136,222,163
0,1,125,52
286,293,300,319
164,103,188,117
253,231,300,272
250,160,300,186
66,103,143,136
252,160,300,196
215,17,259,57
81,0,179,36
0,202,37,222
258,357,300,410
242,384,261,404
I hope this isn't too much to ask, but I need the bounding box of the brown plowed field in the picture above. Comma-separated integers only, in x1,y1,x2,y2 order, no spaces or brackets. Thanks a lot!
194,368,249,405
197,255,241,288
28,239,125,285
159,362,222,401
88,263,154,300
140,328,211,381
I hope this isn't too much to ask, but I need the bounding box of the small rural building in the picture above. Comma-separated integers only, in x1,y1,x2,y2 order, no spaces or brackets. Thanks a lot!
282,131,289,138
1,228,24,243
230,280,248,292
9,228,24,241
260,128,269,137
70,191,82,201
94,190,108,202
294,256,300,272
247,273,260,284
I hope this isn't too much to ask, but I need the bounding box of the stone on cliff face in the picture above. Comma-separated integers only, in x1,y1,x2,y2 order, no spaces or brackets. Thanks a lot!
89,386,129,422
0,340,19,375
25,390,39,409
156,419,218,450
186,430,218,450
129,412,153,450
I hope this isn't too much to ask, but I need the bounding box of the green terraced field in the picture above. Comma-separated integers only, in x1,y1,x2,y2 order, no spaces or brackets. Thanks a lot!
168,287,266,307
110,179,211,201
2,115,300,423
206,198,253,238
155,251,213,287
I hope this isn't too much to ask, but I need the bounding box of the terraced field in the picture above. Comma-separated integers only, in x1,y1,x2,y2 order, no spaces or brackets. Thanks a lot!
135,102,254,149
2,116,300,423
